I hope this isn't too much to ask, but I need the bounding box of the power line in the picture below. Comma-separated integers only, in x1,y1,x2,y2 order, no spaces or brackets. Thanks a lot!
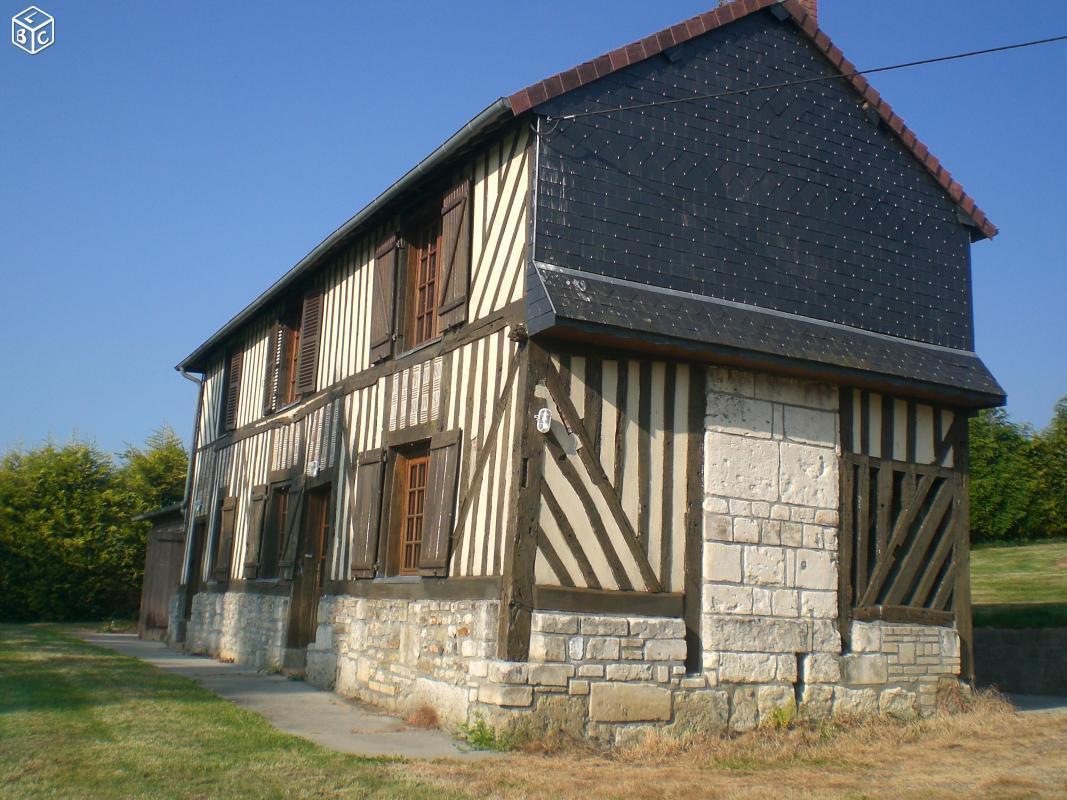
551,34,1067,121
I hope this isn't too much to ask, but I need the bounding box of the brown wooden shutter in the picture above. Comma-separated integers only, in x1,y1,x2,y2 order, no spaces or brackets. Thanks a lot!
224,350,243,432
369,234,399,363
419,429,462,576
262,323,283,415
295,288,323,396
243,485,269,578
277,484,304,579
438,177,472,331
213,495,238,581
350,449,386,578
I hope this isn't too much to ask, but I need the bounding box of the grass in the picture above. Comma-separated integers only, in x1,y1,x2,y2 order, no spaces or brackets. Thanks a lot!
416,690,1067,799
970,540,1067,628
0,625,464,800
3,625,1067,799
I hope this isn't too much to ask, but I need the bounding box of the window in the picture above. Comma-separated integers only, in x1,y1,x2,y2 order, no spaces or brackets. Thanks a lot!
406,216,442,348
259,486,289,579
399,453,429,574
220,351,243,434
263,290,322,415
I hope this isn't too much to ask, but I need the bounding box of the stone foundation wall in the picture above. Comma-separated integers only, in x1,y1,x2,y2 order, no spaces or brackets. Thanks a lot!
184,591,290,670
305,596,499,725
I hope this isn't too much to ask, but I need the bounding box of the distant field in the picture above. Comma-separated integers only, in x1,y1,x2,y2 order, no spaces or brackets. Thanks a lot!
970,541,1067,628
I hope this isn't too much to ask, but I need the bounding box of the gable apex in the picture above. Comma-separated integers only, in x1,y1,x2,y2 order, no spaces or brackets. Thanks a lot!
506,0,997,240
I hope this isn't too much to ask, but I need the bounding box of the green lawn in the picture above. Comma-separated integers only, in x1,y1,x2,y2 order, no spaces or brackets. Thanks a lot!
0,625,465,800
970,540,1067,628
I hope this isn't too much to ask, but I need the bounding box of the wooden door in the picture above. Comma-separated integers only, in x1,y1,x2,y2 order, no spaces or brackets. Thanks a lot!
288,486,330,649
183,519,208,619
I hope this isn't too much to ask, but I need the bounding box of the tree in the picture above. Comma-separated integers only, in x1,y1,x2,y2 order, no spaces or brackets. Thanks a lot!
968,408,1040,543
1031,396,1067,539
0,427,188,622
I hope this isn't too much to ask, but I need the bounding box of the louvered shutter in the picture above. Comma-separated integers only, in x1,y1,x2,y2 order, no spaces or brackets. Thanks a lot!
243,485,269,578
418,430,462,576
213,496,238,581
277,484,305,579
262,323,283,415
223,351,243,432
295,289,323,396
438,177,471,331
369,234,399,363
350,449,386,578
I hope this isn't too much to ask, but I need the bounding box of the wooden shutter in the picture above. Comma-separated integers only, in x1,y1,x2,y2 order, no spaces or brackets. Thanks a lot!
294,288,323,396
369,234,399,363
419,430,462,575
350,449,386,578
438,177,471,331
213,496,237,581
223,350,243,432
243,485,269,578
262,323,283,415
277,483,305,579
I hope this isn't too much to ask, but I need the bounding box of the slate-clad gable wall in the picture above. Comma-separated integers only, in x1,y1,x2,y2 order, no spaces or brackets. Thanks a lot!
532,12,975,352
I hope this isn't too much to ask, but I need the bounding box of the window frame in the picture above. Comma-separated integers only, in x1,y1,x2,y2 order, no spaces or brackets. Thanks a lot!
401,209,444,352
258,484,291,580
383,441,431,577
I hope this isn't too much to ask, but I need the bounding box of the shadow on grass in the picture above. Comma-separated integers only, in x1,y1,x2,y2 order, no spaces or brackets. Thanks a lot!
972,603,1067,629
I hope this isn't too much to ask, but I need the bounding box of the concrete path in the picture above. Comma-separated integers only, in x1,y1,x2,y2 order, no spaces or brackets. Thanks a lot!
1009,693,1067,714
78,633,491,760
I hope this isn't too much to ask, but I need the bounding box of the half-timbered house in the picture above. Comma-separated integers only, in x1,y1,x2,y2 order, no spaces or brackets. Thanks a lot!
169,0,1004,739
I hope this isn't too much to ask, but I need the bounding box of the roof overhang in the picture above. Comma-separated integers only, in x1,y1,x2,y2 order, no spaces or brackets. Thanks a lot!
529,263,1006,409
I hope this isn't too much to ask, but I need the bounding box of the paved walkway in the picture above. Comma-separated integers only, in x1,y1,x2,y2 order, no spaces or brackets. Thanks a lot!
78,633,491,760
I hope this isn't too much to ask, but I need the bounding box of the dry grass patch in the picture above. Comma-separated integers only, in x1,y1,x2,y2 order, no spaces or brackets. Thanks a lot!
415,691,1067,799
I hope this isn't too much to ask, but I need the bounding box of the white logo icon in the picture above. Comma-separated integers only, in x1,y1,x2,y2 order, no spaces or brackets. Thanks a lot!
12,6,54,55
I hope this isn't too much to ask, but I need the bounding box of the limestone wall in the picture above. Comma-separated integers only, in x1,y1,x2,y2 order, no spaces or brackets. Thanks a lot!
184,591,290,670
305,596,499,725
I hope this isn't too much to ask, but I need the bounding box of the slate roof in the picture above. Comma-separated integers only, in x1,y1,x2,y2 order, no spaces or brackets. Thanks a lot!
530,263,1005,405
508,0,997,240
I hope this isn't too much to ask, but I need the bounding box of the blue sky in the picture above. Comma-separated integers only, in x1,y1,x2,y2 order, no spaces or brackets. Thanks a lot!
0,0,1063,455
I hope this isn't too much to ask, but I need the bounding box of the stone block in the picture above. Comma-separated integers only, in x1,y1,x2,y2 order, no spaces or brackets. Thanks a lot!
578,664,604,678
779,442,838,509
580,615,629,636
703,585,753,615
568,679,590,696
751,588,773,616
733,517,760,543
705,542,743,583
803,653,841,683
704,496,729,514
568,636,585,661
645,639,687,662
781,522,804,547
706,433,780,502
744,546,786,586
528,664,573,687
850,622,883,653
879,687,919,719
589,684,672,723
477,684,533,708
706,395,773,439
841,654,889,685
800,684,834,719
757,685,795,719
704,512,733,542
729,686,758,731
669,690,729,735
533,612,579,635
717,653,778,683
586,637,621,661
606,663,653,682
703,616,809,653
771,589,799,617
939,628,960,659
529,633,567,663
795,549,836,591
629,618,685,639
754,374,836,410
833,687,878,717
800,590,837,619
708,367,755,398
783,406,837,447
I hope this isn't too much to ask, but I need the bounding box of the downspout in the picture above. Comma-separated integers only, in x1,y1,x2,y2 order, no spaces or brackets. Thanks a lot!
173,367,204,643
